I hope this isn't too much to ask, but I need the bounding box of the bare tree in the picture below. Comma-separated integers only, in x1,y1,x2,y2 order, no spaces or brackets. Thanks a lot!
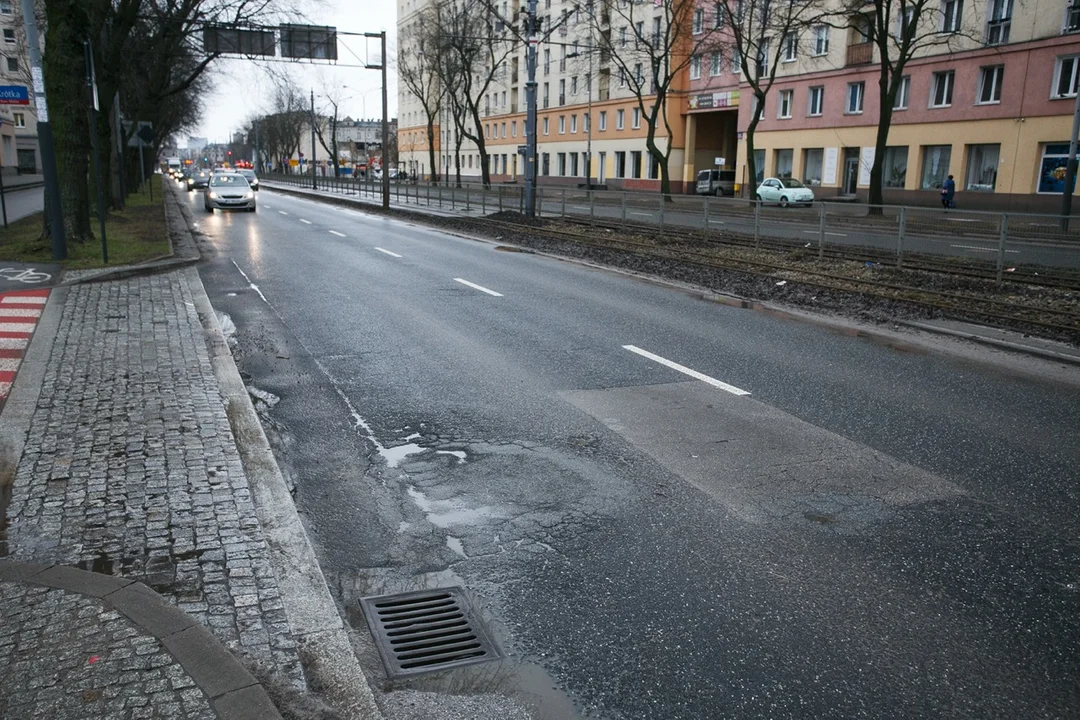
432,0,519,188
832,0,976,207
594,0,729,196
718,0,829,197
398,8,444,183
313,85,347,177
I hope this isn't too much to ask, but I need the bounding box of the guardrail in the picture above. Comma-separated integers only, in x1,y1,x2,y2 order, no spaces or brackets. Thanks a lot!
262,173,1080,276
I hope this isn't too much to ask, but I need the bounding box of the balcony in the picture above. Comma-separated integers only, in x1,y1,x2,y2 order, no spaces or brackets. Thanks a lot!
598,88,610,101
846,41,873,66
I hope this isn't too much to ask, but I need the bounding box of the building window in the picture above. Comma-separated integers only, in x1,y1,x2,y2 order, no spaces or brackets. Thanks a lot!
599,111,607,130
846,82,864,113
710,52,722,76
570,153,579,176
543,117,549,135
634,63,643,85
652,17,662,46
559,79,566,105
6,56,17,73
1067,0,1080,33
631,107,641,128
808,86,823,116
778,89,793,118
941,0,963,32
978,65,1004,104
930,70,954,107
0,1,10,14
897,6,915,39
894,75,911,109
1053,55,1080,98
782,33,797,62
584,112,590,132
921,145,952,189
501,122,506,137
620,26,628,47
987,0,1012,44
544,49,550,75
757,39,769,75
630,150,642,178
714,2,724,28
616,109,625,129
511,121,517,137
2,29,13,44
1038,143,1076,193
812,25,829,55
615,151,626,178
542,152,550,176
558,115,565,133
690,55,701,80
733,48,742,74
543,82,549,108
774,149,793,179
570,114,578,133
966,144,999,191
571,76,578,95
693,8,704,33
501,91,506,107
557,152,566,176
883,147,908,187
12,112,24,128
803,148,824,186
753,149,765,183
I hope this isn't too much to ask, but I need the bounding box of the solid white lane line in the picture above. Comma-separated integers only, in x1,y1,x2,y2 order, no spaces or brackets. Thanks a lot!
622,345,751,396
374,247,402,258
453,278,503,297
329,230,346,237
630,212,653,216
801,230,848,237
299,218,312,224
231,260,270,305
279,210,289,215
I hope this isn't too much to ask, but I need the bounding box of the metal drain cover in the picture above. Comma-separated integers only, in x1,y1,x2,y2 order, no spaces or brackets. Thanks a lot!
359,587,502,679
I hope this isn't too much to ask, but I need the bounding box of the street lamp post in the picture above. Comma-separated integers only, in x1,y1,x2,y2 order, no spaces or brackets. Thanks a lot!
566,46,595,189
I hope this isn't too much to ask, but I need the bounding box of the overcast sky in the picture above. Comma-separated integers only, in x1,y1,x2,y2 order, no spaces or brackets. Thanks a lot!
188,0,398,147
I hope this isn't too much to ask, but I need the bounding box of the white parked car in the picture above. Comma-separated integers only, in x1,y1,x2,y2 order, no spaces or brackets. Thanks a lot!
756,177,815,207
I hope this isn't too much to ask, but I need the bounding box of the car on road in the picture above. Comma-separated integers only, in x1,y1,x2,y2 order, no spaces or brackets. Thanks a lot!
204,172,256,212
188,170,211,190
237,169,260,191
756,177,815,207
695,169,736,196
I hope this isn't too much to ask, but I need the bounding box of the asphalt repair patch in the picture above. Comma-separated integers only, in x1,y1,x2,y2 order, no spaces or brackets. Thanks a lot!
0,262,61,292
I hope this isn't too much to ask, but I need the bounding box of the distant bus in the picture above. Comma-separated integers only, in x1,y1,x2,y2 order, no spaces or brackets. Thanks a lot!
166,156,181,172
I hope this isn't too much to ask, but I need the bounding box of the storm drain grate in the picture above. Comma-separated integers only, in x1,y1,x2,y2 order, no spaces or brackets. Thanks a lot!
359,587,502,679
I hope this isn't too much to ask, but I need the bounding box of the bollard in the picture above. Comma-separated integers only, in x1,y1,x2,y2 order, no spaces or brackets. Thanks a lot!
621,192,627,223
818,201,826,259
996,214,1008,285
703,196,709,232
896,207,906,267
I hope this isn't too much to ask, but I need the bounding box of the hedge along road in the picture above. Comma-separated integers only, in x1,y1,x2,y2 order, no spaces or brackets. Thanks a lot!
191,186,1080,720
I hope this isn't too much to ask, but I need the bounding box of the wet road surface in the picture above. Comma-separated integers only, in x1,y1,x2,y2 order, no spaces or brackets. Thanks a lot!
193,188,1080,719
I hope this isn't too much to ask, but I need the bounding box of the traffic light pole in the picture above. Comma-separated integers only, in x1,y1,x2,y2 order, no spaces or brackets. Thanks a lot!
21,0,65,259
364,31,391,210
524,0,538,217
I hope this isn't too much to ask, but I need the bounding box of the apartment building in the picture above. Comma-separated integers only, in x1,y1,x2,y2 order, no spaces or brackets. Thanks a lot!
0,0,38,176
397,0,688,189
712,0,1080,211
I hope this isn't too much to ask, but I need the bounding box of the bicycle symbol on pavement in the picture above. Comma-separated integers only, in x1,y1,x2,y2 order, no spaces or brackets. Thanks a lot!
0,267,52,284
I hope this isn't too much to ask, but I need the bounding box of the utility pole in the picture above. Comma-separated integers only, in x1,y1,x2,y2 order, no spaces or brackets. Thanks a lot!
84,38,107,263
1061,86,1080,229
585,47,592,189
524,0,538,216
311,89,317,190
21,0,65,259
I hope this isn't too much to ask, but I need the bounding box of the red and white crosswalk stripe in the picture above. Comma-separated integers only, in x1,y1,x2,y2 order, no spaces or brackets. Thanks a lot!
0,289,49,405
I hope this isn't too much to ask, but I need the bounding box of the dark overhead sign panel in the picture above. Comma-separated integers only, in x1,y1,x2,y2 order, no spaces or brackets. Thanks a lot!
279,25,338,61
202,26,277,57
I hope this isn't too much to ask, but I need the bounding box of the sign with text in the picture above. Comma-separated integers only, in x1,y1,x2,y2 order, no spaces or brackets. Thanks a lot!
0,86,30,105
688,90,740,111
823,148,839,186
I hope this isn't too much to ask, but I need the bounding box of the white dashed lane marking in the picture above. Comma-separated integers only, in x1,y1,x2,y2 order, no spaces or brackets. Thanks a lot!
299,219,312,224
279,210,289,215
329,230,346,237
453,278,503,297
374,248,402,258
622,345,751,396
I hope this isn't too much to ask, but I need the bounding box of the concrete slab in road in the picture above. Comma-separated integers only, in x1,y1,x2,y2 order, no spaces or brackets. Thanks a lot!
0,262,61,292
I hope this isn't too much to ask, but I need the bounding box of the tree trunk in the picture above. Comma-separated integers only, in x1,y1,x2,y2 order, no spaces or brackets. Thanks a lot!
43,0,93,242
744,92,764,200
426,118,438,184
868,63,896,212
468,107,490,189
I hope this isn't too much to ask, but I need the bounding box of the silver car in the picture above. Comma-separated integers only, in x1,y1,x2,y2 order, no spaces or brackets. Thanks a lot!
204,173,256,212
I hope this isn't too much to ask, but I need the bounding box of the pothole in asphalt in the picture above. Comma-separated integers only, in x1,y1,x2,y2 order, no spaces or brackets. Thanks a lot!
407,486,501,529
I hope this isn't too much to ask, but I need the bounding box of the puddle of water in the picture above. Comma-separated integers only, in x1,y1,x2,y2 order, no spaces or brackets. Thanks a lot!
382,443,425,468
446,535,467,557
226,292,237,297
407,486,499,529
217,311,236,338
436,449,468,463
403,432,422,441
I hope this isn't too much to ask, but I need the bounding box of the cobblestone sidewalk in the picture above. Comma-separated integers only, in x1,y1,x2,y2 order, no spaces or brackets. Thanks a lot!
0,271,317,716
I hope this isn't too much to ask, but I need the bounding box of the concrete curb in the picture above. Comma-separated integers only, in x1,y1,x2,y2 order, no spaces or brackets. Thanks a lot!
1,181,44,193
0,559,282,720
185,263,383,718
894,319,1080,367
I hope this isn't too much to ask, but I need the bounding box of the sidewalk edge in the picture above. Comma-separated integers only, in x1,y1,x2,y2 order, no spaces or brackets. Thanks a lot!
0,559,282,719
0,285,66,487
185,266,384,719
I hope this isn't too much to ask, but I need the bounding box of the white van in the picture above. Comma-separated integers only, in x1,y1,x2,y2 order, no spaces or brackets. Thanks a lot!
695,169,736,196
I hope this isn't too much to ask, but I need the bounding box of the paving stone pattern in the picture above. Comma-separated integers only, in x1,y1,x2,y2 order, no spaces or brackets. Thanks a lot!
3,273,305,697
0,580,215,719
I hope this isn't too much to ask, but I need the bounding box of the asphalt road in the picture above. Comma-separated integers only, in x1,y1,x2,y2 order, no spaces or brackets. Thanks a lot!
0,185,44,225
193,186,1080,720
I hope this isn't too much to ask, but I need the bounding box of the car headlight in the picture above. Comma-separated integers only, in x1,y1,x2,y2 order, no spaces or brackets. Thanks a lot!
208,192,218,199
245,191,254,199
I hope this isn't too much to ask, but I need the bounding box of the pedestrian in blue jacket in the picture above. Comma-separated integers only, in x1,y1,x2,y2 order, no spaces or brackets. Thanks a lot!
941,174,956,209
